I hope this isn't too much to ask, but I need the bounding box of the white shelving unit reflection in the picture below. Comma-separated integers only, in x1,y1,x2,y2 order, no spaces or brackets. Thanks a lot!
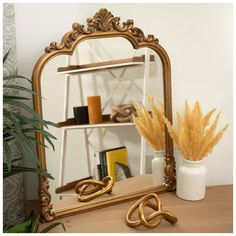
57,48,154,195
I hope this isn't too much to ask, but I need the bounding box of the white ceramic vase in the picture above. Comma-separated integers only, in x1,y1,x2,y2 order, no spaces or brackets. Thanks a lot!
177,159,206,201
152,150,165,186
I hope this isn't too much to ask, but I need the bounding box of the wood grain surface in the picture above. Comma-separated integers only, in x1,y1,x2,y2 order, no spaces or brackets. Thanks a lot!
39,184,233,233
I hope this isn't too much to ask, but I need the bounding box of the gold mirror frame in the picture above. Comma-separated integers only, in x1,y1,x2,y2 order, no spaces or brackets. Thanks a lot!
32,8,176,222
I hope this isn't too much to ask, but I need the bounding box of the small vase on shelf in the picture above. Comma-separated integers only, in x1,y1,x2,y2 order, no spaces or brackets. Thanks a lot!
177,159,206,201
151,150,165,186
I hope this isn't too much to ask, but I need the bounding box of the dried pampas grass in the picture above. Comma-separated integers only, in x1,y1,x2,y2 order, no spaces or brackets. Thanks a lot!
133,96,165,151
163,101,228,161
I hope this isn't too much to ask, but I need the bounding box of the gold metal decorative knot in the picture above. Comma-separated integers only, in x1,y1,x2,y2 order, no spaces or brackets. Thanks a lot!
126,193,177,228
74,176,114,202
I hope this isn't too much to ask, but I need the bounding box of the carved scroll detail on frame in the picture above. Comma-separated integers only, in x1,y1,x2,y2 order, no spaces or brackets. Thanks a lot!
40,179,55,222
87,8,123,32
164,154,176,191
45,8,159,53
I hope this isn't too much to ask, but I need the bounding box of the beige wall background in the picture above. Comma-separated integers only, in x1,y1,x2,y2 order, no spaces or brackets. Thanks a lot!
14,3,233,200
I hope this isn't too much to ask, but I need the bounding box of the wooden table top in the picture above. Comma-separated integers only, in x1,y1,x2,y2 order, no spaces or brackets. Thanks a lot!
39,184,233,233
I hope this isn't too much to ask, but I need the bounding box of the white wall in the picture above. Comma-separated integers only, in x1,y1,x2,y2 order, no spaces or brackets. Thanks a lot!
14,3,233,200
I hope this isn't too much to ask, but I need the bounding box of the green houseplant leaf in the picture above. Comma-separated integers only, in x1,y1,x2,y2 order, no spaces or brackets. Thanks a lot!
3,51,58,176
3,213,65,233
3,218,32,233
3,49,10,63
3,50,65,232
40,222,66,233
3,162,54,179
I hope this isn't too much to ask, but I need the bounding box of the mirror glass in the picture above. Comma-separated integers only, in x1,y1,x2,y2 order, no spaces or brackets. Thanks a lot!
41,37,164,210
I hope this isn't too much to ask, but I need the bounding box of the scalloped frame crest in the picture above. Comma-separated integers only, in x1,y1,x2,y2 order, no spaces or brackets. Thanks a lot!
32,8,175,222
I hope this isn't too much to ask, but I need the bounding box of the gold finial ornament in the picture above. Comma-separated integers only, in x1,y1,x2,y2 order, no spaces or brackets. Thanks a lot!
126,193,177,228
75,176,114,202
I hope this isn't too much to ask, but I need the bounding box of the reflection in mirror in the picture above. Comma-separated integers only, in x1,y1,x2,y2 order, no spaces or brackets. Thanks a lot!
41,37,164,205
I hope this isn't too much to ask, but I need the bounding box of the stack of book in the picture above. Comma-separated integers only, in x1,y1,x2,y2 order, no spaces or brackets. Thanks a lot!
93,146,130,182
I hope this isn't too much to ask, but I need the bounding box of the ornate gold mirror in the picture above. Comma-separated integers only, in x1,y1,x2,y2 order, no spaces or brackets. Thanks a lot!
32,8,175,222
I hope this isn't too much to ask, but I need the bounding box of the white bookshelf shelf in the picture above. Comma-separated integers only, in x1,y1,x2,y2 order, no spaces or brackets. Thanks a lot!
59,121,135,131
57,55,154,75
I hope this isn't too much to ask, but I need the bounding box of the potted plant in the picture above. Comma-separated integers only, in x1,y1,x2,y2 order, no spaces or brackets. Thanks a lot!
133,96,165,186
3,51,65,232
163,101,228,200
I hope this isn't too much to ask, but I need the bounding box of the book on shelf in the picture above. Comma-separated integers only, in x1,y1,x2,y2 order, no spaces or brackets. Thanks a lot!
94,146,126,180
105,147,128,182
93,150,107,180
93,151,101,180
99,151,106,179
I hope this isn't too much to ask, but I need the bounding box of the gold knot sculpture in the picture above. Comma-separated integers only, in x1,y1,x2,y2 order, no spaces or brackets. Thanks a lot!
74,176,114,202
126,193,177,228
110,104,137,122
